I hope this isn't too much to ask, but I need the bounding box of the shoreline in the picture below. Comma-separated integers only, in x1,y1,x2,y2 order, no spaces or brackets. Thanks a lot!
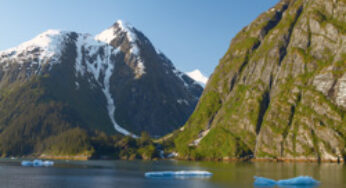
38,154,89,161
3,152,345,163
174,157,345,163
2,158,345,164
8,156,344,163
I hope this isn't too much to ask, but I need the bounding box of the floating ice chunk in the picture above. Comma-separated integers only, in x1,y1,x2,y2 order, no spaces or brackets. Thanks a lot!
21,160,33,166
21,159,54,167
33,159,43,166
159,150,165,159
145,171,213,178
254,176,319,187
254,176,277,186
277,176,320,186
42,160,54,166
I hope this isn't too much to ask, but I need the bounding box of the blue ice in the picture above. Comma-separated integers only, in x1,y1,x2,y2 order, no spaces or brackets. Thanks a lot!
254,176,319,187
145,170,213,178
21,159,54,167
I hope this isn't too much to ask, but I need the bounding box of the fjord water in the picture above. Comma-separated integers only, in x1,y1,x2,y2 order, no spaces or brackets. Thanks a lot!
0,159,344,188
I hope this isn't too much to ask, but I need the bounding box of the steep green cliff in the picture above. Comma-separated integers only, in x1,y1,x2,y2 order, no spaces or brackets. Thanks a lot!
175,0,345,162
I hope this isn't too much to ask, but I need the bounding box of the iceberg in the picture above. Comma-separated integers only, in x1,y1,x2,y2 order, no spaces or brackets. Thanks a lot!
254,176,319,187
253,176,277,186
145,170,213,178
21,159,54,167
277,176,320,186
21,160,33,166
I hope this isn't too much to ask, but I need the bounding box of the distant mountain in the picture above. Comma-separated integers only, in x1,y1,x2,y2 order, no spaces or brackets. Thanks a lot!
174,0,345,162
186,69,208,87
0,20,203,157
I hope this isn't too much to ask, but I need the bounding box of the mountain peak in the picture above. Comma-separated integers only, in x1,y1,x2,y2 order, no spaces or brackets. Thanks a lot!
95,20,144,78
95,20,137,44
95,20,141,57
114,20,134,33
1,29,63,53
186,69,208,86
0,29,71,65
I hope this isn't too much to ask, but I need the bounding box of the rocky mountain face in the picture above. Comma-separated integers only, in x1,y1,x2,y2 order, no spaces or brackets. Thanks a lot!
94,21,202,137
0,20,202,156
174,0,345,162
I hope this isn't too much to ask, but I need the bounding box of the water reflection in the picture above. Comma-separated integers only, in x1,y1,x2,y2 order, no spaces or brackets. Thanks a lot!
254,186,319,188
0,159,344,188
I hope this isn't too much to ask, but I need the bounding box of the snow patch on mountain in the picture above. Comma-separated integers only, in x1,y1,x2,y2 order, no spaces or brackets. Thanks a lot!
95,20,139,55
74,33,115,77
186,69,208,86
95,20,145,79
134,59,146,79
93,27,116,44
74,34,137,137
173,69,189,87
0,29,138,137
177,99,189,105
101,48,138,138
117,20,137,46
0,30,68,66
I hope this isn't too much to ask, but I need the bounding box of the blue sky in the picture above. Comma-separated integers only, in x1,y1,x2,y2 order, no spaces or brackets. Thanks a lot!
0,0,279,76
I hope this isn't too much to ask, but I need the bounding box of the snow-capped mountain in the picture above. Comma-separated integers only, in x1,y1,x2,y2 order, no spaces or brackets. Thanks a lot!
186,69,208,87
0,30,68,66
0,20,203,156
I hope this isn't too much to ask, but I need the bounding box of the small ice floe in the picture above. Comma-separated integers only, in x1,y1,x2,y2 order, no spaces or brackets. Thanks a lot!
254,177,277,186
254,176,320,187
145,170,213,179
21,159,54,167
159,150,165,159
167,152,178,158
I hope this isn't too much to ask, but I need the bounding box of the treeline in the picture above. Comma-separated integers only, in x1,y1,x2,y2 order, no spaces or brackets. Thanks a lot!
89,131,159,160
0,77,160,160
1,126,160,160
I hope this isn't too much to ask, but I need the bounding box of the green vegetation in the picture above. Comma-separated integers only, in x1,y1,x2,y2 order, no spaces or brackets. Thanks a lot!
195,127,252,160
0,72,160,159
312,9,346,34
174,90,221,157
40,130,160,160
172,0,346,162
0,0,344,162
39,128,94,156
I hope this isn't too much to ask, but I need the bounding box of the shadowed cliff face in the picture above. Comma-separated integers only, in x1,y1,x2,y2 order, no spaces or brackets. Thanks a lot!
175,0,345,162
101,22,203,137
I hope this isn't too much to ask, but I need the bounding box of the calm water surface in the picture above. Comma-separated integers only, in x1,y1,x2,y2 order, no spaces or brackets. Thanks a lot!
0,159,344,188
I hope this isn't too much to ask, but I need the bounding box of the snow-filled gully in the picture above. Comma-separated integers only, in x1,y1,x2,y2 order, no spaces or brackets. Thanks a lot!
102,47,137,137
75,35,137,138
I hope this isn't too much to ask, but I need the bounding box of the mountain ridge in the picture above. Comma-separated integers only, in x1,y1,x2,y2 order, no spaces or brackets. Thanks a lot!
173,0,345,162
